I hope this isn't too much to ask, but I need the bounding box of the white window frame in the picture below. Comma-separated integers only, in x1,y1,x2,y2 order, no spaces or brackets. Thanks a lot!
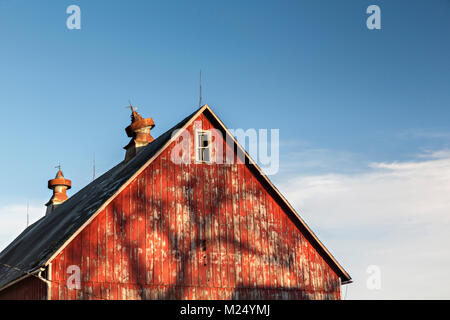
195,129,213,164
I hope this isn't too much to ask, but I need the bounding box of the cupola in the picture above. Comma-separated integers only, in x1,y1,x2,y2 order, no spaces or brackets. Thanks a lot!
45,167,71,215
123,106,155,161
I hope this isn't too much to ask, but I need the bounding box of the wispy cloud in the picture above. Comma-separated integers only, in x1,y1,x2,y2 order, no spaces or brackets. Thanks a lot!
396,129,450,140
277,150,450,299
278,146,366,176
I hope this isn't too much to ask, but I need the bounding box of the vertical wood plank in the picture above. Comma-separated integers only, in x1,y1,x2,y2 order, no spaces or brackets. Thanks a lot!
289,220,297,289
98,210,106,284
198,159,206,287
238,164,249,287
218,161,228,288
161,151,169,287
153,157,162,285
295,231,303,293
138,174,147,287
231,164,242,286
246,168,256,288
146,164,154,285
72,232,82,299
113,196,122,285
90,217,98,284
254,182,263,290
175,156,184,289
190,157,199,287
203,157,212,290
189,123,199,287
267,197,277,289
82,224,90,285
274,203,283,290
58,251,65,300
260,190,270,289
168,145,177,288
122,187,130,284
182,160,192,288
225,164,235,288
130,180,138,285
211,162,221,288
282,212,290,288
106,205,115,284
301,233,310,296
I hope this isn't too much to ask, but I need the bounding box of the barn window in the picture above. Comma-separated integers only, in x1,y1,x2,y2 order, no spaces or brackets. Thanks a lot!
195,129,212,163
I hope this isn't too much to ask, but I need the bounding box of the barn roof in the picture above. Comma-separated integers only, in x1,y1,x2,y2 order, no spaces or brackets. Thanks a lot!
0,105,351,291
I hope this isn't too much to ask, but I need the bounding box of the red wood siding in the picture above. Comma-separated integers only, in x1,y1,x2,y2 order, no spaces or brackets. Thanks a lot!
48,113,342,300
0,274,47,300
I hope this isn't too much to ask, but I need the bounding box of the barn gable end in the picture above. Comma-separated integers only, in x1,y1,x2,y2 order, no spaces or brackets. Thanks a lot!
0,105,350,300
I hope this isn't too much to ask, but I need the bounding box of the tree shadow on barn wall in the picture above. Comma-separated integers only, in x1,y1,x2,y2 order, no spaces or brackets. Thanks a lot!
73,161,340,300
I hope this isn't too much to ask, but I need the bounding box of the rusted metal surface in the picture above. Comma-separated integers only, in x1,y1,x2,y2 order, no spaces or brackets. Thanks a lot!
124,107,156,161
45,169,72,216
47,113,342,300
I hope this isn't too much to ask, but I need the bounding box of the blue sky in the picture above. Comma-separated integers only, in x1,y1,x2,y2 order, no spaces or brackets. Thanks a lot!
0,0,449,299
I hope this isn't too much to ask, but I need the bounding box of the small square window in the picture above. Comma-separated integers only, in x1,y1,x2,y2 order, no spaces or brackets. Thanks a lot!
195,130,212,163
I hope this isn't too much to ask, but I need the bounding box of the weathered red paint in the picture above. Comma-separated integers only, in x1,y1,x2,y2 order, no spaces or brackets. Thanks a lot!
0,272,47,300
1,111,343,300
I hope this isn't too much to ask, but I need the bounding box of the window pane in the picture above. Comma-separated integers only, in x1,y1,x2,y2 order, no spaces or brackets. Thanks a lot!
196,131,211,163
202,134,209,147
203,148,210,162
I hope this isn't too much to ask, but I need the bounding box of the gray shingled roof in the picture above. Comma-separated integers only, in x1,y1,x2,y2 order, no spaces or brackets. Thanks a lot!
0,107,199,290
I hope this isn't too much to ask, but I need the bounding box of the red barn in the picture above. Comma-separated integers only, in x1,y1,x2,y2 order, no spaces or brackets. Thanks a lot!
0,105,351,300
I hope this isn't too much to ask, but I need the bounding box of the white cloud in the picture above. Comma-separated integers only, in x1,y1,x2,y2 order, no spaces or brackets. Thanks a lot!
0,204,45,252
277,150,450,299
